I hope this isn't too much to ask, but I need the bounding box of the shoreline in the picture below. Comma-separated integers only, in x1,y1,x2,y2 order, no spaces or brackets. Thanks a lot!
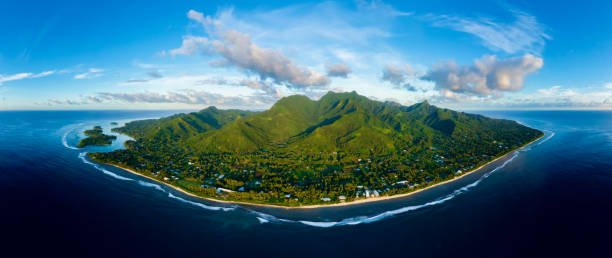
100,134,544,210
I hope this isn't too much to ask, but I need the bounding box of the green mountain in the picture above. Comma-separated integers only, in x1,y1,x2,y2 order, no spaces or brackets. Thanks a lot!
93,91,543,206
117,91,539,155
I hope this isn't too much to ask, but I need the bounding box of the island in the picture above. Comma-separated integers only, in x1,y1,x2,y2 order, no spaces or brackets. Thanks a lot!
89,92,543,207
78,126,117,148
110,122,118,126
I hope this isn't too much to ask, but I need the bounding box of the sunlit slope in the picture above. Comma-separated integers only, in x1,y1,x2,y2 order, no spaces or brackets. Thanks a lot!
115,91,542,155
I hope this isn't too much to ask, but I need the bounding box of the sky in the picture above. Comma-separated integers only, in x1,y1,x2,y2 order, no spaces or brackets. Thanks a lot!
0,0,611,110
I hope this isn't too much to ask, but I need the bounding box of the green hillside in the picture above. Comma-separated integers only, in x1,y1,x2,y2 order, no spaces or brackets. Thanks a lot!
91,91,543,206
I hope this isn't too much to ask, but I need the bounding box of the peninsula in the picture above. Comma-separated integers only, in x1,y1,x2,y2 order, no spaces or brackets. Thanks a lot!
89,92,543,207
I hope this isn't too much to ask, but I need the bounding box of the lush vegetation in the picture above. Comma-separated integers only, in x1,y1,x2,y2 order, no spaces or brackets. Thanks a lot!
90,92,543,206
78,126,117,148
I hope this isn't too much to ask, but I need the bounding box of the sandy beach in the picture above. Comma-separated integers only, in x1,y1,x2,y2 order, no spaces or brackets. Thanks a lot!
102,134,544,210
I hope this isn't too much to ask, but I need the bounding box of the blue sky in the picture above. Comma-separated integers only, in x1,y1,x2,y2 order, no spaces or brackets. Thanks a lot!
1,0,610,110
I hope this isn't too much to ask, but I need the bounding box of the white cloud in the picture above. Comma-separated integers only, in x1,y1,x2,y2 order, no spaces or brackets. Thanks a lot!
536,86,584,99
427,10,550,54
166,36,210,56
0,70,55,85
74,68,104,80
169,9,330,88
326,63,352,78
501,85,612,109
47,89,276,110
356,0,413,17
381,64,414,85
433,84,612,110
423,54,543,96
605,82,612,89
220,2,400,46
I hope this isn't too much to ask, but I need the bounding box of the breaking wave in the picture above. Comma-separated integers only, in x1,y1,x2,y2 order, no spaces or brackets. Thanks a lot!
138,181,165,192
538,130,555,145
61,127,80,150
78,152,133,181
167,192,236,211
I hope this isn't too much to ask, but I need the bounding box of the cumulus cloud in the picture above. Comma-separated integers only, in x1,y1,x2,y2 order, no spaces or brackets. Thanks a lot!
381,63,419,91
326,63,352,78
168,9,329,88
74,68,104,80
381,64,414,85
427,11,550,54
423,54,543,96
0,70,55,85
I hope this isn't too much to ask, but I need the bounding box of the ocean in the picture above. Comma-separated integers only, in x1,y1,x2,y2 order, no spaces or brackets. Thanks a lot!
1,110,610,257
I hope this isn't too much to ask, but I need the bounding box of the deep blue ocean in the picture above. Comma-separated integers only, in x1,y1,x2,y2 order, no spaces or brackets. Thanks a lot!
1,110,610,258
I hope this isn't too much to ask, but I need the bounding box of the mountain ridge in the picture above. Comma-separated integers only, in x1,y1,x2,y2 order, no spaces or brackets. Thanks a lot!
94,91,543,205
115,91,536,154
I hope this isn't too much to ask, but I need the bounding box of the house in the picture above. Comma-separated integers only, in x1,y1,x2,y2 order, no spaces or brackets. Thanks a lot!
320,197,331,202
372,190,380,197
338,195,347,202
216,188,234,194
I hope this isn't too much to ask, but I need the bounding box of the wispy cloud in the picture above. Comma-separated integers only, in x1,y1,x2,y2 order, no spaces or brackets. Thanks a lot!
46,89,276,109
124,70,164,84
429,84,612,110
502,85,612,109
147,70,163,79
165,35,210,56
74,68,104,80
426,10,551,54
0,70,55,85
356,0,413,17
